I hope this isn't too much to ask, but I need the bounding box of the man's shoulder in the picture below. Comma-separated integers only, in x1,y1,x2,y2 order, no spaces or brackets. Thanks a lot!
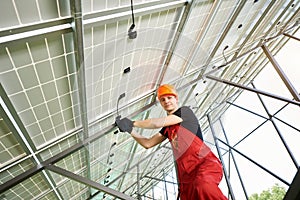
179,106,193,112
180,105,191,109
173,106,194,118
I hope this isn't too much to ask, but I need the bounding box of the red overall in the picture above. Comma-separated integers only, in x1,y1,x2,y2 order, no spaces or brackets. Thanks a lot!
163,124,228,200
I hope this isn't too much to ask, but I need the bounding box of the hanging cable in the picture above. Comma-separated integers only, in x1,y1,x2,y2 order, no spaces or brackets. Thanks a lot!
130,0,135,25
128,0,137,39
116,93,125,118
214,45,229,69
222,45,229,64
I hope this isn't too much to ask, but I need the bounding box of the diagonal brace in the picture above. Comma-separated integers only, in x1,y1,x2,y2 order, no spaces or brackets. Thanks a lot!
46,165,135,200
205,75,300,106
262,44,300,101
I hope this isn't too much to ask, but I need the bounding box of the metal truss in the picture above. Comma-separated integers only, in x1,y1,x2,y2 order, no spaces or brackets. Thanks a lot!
205,36,300,199
1,0,300,199
1,30,300,199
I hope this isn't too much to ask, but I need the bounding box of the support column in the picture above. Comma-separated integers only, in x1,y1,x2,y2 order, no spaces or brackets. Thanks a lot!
252,83,299,168
163,169,169,200
46,165,135,200
205,75,300,106
283,33,300,42
137,164,141,200
219,119,249,199
261,44,300,101
0,85,63,199
207,114,236,200
70,0,92,197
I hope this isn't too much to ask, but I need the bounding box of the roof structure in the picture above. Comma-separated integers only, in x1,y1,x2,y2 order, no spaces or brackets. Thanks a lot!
0,0,300,199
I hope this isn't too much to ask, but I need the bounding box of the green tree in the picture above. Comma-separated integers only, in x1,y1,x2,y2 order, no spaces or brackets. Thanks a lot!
249,184,286,200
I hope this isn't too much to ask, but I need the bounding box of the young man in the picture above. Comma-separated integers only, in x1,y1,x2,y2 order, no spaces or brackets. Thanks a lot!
115,84,228,200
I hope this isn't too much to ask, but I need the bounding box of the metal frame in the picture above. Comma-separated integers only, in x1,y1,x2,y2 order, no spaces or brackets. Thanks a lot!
1,30,299,197
0,84,64,199
205,75,300,107
206,95,299,199
208,114,236,200
1,0,300,199
261,44,300,101
219,119,249,199
46,164,135,200
205,52,300,199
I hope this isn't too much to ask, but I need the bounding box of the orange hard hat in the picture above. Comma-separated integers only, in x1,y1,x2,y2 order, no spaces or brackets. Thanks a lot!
157,84,178,100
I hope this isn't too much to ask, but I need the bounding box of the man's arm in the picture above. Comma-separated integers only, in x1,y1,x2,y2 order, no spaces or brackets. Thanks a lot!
129,115,182,149
116,115,181,149
133,114,182,129
130,131,166,149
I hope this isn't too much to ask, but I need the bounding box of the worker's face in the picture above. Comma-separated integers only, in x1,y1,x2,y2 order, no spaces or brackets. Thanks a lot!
159,95,178,114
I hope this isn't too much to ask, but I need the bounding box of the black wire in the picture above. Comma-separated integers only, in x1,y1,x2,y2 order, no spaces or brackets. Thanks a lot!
130,0,135,25
116,93,125,117
222,49,228,64
222,45,229,64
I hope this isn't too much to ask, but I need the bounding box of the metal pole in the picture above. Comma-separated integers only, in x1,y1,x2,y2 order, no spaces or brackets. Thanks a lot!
181,0,222,105
144,176,177,185
217,138,290,186
219,119,249,200
156,0,193,87
70,0,93,197
227,147,231,200
205,75,300,106
70,0,88,139
0,91,63,199
233,0,276,60
283,33,300,42
137,164,141,200
163,169,169,200
180,0,222,81
207,114,236,200
261,44,300,101
205,1,247,66
252,83,299,168
46,165,135,200
152,183,155,200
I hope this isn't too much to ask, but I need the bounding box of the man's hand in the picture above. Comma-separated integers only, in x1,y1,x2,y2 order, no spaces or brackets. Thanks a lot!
115,117,134,133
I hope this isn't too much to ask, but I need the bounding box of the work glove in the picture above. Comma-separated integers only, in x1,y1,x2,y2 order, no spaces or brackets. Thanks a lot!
115,117,134,133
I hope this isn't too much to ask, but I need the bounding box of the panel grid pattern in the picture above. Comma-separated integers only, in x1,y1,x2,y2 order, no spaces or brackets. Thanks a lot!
0,117,26,168
2,172,50,200
214,0,271,57
0,0,70,29
0,0,300,199
187,0,240,73
0,32,80,149
0,158,34,184
85,7,182,124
